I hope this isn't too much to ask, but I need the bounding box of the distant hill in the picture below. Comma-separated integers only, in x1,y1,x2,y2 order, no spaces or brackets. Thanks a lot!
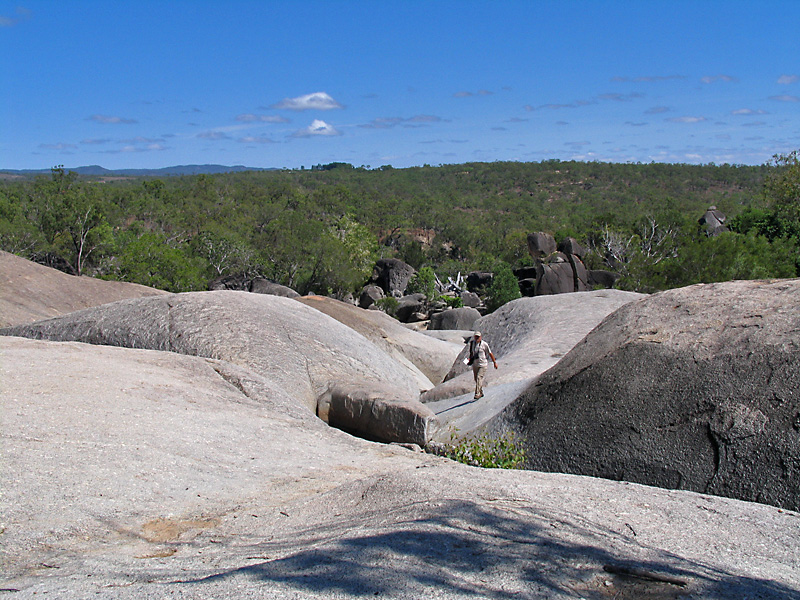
0,164,277,177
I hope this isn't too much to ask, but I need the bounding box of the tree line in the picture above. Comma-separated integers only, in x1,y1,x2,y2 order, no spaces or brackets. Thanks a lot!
1,154,797,301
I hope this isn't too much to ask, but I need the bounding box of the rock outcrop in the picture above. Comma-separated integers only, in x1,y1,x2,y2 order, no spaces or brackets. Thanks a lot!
368,258,416,297
296,294,460,385
1,291,429,415
2,334,798,598
486,279,800,511
0,250,167,327
422,290,644,433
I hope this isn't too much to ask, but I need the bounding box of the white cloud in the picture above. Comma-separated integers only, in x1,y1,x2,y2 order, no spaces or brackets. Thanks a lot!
701,75,737,84
668,116,708,123
612,75,686,83
778,74,799,85
731,108,768,116
39,143,77,150
645,106,670,114
197,131,232,140
292,119,342,137
238,136,275,144
0,7,31,27
272,92,343,111
236,114,289,123
769,94,800,102
88,114,137,124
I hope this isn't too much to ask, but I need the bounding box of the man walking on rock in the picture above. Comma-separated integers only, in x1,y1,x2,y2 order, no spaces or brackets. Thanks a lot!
470,331,497,399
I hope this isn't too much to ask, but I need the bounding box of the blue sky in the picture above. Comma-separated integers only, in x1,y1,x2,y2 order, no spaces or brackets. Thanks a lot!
2,0,799,170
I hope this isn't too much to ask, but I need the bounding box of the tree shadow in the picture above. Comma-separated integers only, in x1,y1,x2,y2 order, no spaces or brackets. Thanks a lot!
174,499,799,599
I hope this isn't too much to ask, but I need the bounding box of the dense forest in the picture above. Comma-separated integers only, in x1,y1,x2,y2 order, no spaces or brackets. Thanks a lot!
1,153,798,303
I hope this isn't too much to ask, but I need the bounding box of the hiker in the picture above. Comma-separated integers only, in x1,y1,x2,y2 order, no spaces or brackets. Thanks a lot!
469,331,497,399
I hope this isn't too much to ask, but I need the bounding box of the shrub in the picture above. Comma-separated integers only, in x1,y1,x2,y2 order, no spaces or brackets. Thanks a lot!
406,265,437,300
443,430,526,469
374,296,399,317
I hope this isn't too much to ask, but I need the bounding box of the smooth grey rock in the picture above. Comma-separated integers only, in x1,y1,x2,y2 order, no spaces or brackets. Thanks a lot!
0,250,167,328
3,335,798,599
423,290,644,433
1,291,426,413
296,295,459,386
249,277,300,298
558,237,586,258
318,383,439,445
535,261,575,295
429,307,482,331
459,291,481,308
486,279,800,511
526,231,557,258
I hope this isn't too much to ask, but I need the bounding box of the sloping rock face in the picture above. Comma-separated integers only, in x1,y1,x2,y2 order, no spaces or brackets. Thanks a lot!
296,295,459,386
3,336,799,598
0,250,167,327
422,290,643,406
1,291,427,413
487,279,800,511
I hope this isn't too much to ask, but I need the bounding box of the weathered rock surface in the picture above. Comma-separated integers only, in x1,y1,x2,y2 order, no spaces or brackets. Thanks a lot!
359,283,385,308
486,279,800,511
0,250,167,327
422,290,644,435
297,294,459,386
2,335,798,599
249,277,300,297
1,291,427,413
318,382,438,446
429,306,482,331
369,258,416,297
395,292,427,322
526,231,557,258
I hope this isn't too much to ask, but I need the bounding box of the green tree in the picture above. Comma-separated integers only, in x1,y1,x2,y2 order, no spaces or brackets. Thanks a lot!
111,231,207,292
34,167,112,275
406,266,437,300
486,261,521,312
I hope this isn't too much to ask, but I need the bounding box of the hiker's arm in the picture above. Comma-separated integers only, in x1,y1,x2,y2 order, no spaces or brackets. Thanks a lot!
490,351,498,369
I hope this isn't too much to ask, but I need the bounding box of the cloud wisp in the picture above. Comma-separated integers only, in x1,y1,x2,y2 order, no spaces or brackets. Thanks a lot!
667,116,708,124
769,94,800,103
777,74,799,85
359,115,448,129
88,115,138,125
0,7,31,27
272,92,343,111
701,75,738,84
236,114,290,123
731,109,769,116
611,75,686,83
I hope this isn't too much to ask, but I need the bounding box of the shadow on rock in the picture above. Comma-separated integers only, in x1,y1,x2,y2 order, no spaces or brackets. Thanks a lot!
175,500,797,599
